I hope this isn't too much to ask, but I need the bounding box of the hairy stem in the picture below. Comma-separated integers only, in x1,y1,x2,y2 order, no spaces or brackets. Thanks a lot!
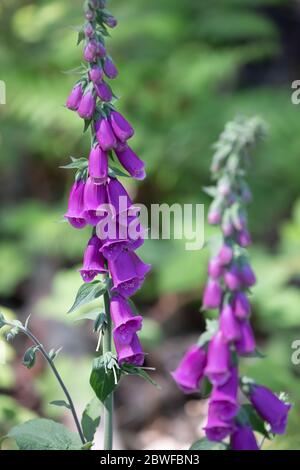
103,289,113,450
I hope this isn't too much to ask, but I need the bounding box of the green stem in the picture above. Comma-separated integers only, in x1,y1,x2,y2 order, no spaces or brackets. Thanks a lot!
103,289,113,450
5,321,86,445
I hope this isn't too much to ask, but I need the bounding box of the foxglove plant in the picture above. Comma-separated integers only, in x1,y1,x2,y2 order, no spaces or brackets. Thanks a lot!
172,117,291,451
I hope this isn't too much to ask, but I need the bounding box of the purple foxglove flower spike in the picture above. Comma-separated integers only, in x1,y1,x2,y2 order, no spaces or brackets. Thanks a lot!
208,257,223,279
78,90,96,119
115,146,146,180
88,145,108,184
218,243,233,266
224,265,242,291
240,263,256,288
95,117,117,151
210,367,239,421
220,303,241,343
95,81,113,102
235,320,255,355
230,425,259,450
202,279,222,309
110,295,143,345
114,333,144,366
64,180,87,229
83,177,107,225
232,291,250,319
204,403,235,442
66,84,83,111
110,111,134,142
89,65,103,83
205,331,231,386
171,345,207,394
103,57,118,79
248,384,291,435
109,251,151,298
80,235,107,282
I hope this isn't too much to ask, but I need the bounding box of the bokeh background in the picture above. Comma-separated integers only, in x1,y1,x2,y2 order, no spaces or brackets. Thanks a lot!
1,0,300,450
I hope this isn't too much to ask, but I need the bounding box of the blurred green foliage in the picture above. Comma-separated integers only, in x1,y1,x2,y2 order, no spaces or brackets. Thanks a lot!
1,0,300,450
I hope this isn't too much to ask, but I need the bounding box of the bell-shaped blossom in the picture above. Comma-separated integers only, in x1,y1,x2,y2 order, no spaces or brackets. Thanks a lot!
66,84,83,111
171,345,207,394
88,145,108,184
83,177,107,225
208,257,223,279
78,90,96,119
224,265,242,291
106,178,137,218
95,117,117,151
109,251,151,298
236,321,255,355
248,384,291,435
202,279,222,309
103,57,118,79
89,65,103,83
205,331,231,386
64,180,87,229
84,23,94,38
220,303,241,343
115,146,145,180
95,81,113,102
204,403,235,442
240,263,256,288
110,111,134,142
110,295,142,345
83,41,98,62
236,229,251,247
230,425,259,450
79,235,107,282
114,333,144,366
232,291,250,319
210,367,239,421
218,243,233,266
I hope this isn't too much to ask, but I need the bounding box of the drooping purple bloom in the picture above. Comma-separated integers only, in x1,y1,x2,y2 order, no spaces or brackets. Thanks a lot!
114,333,144,366
84,22,94,38
106,178,137,217
83,41,98,62
210,367,239,421
230,425,259,450
202,279,222,309
208,209,221,225
103,56,118,79
115,146,146,180
205,331,231,386
224,265,242,291
110,295,143,345
78,90,96,119
95,41,106,58
66,84,83,111
221,218,234,237
232,291,250,319
110,111,134,142
104,15,118,28
171,345,207,394
109,251,151,298
94,81,113,102
248,384,291,435
79,235,107,282
89,65,103,83
236,229,251,247
235,321,256,355
64,180,87,229
88,145,108,184
208,258,223,279
218,243,233,266
240,263,256,288
95,117,117,151
83,177,107,225
204,403,235,442
220,303,241,343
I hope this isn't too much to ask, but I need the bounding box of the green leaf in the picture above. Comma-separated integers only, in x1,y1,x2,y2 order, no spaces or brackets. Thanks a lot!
22,346,39,369
83,119,92,133
73,309,102,322
121,364,160,389
108,167,130,179
77,29,85,46
202,186,217,197
0,437,19,450
239,404,270,438
7,419,82,450
198,319,219,348
190,438,227,450
0,312,6,329
60,157,88,170
68,281,107,314
49,400,71,410
81,398,101,442
90,354,121,403
93,312,107,333
48,347,62,361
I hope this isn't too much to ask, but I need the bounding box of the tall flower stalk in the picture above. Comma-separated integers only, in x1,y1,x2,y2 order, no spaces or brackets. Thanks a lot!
172,117,291,450
64,0,150,450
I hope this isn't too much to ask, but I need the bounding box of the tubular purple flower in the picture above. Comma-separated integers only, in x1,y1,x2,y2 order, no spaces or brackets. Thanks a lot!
232,291,250,319
204,403,235,442
104,15,118,28
114,333,144,366
83,177,107,225
208,209,221,225
248,384,291,435
95,117,117,151
80,235,107,282
110,111,134,142
110,295,143,345
115,146,146,180
78,90,96,119
236,229,251,247
171,345,207,394
208,257,223,279
202,279,222,309
89,65,103,83
240,263,256,288
95,41,106,58
205,331,231,386
84,41,97,62
210,367,239,421
64,180,87,229
230,425,259,450
218,243,233,266
220,304,241,343
84,22,94,38
94,81,113,102
106,178,137,217
103,56,118,79
224,265,242,291
109,251,151,298
235,321,255,355
66,83,83,111
88,145,108,184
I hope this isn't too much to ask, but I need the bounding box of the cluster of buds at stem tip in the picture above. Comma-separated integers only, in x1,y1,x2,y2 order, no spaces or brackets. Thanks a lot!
64,0,150,367
171,117,291,450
